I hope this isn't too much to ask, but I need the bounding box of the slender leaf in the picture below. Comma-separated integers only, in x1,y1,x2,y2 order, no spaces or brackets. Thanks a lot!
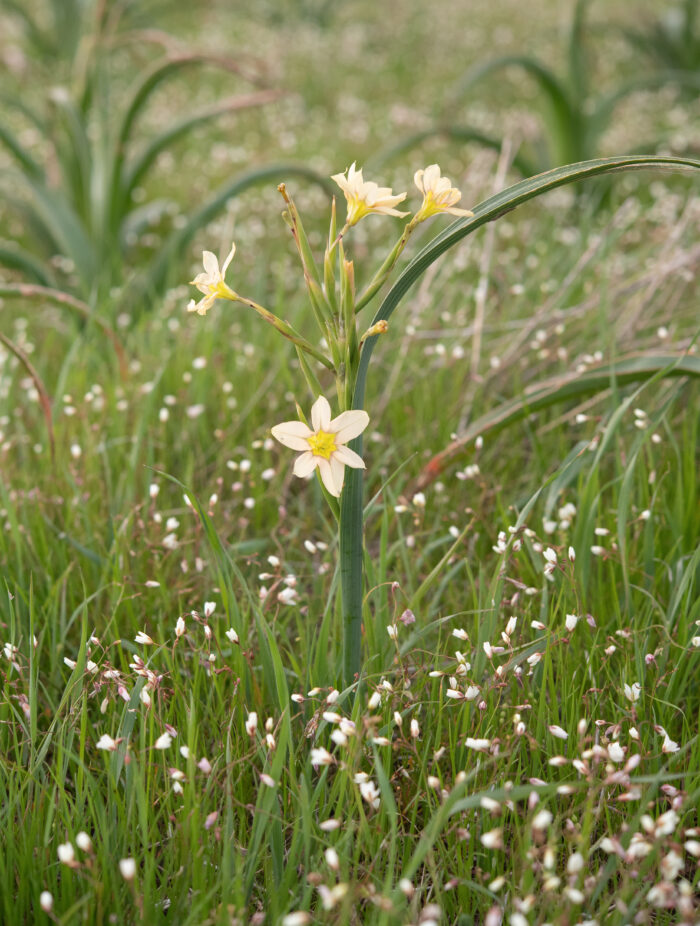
0,330,54,459
121,89,284,205
0,244,54,286
414,353,700,489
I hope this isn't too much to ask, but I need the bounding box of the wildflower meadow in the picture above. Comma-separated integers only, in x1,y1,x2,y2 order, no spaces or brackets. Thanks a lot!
0,1,699,924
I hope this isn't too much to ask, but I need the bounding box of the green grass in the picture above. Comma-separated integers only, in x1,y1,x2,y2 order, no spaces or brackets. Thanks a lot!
1,1,699,924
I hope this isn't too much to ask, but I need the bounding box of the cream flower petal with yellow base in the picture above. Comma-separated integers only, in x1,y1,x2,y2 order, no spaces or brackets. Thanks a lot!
270,420,314,450
413,164,474,222
188,242,238,315
332,163,408,226
330,409,370,443
293,451,317,477
311,395,332,432
333,445,365,469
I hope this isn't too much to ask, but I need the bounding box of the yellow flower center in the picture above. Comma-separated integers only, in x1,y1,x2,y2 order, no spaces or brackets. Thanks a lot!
307,429,338,460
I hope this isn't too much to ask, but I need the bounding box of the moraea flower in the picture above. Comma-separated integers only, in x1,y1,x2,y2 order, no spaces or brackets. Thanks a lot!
271,395,369,497
331,163,408,227
413,164,474,222
188,243,237,315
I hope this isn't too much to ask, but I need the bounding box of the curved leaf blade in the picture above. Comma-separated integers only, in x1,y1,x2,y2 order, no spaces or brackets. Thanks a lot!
414,353,700,489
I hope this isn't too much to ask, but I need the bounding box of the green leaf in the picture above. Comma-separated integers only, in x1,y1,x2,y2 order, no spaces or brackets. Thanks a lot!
0,243,54,286
444,54,578,162
414,353,700,488
0,121,43,178
0,330,54,458
120,89,284,206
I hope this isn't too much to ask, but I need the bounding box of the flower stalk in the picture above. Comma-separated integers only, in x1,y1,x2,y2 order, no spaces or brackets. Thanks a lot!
187,162,473,688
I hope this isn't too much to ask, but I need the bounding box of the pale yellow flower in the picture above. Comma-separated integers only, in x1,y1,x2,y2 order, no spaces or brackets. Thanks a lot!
413,164,474,222
271,395,369,498
188,243,237,315
331,163,408,227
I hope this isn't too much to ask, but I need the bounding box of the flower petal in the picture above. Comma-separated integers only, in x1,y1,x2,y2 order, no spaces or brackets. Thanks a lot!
330,456,346,494
293,451,317,478
413,168,425,194
423,164,441,190
221,242,236,275
330,409,370,443
311,395,332,432
271,421,313,451
202,251,219,278
317,458,341,497
333,445,365,469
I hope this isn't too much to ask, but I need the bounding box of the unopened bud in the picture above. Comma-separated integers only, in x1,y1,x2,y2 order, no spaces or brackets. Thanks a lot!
360,319,389,343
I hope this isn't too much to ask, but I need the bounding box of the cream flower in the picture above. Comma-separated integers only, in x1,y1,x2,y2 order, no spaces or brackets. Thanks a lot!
188,243,237,315
271,395,369,498
331,163,408,227
413,164,474,222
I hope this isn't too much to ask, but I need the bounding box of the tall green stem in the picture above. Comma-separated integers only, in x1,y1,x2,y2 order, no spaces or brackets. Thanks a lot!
339,434,364,688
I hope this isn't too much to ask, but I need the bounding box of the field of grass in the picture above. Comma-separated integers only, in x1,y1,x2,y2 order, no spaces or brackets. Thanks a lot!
1,1,699,924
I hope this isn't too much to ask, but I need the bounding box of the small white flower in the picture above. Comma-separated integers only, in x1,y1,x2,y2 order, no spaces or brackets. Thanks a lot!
96,733,117,751
661,731,680,754
225,627,239,644
565,613,578,632
154,732,173,750
39,892,53,912
119,857,137,881
175,616,186,638
134,630,154,646
607,742,626,763
203,601,216,618
57,842,75,865
480,828,503,849
331,163,408,226
310,747,334,767
75,832,92,853
359,779,381,809
548,724,568,740
282,914,311,926
465,737,491,752
532,809,553,830
245,712,258,737
660,849,684,881
271,395,369,498
624,682,641,702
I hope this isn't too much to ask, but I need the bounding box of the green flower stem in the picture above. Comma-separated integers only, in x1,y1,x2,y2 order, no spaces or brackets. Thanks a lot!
278,183,335,329
339,434,364,688
354,218,418,312
235,295,334,370
294,345,324,400
323,198,339,315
